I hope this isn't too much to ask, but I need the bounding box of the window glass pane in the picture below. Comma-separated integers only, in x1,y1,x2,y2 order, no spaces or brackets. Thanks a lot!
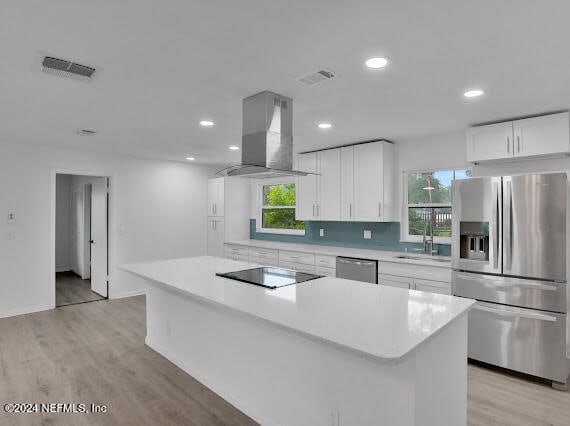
407,171,452,204
262,208,305,230
263,184,296,207
454,169,472,180
408,207,452,237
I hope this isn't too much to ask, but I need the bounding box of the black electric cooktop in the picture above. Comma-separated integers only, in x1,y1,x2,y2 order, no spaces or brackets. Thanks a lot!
216,267,322,289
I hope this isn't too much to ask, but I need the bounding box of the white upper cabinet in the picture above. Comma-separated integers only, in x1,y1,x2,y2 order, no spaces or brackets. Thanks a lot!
317,149,341,221
466,112,570,163
296,152,319,220
296,140,395,222
466,122,514,162
513,113,570,158
340,146,355,221
207,177,225,217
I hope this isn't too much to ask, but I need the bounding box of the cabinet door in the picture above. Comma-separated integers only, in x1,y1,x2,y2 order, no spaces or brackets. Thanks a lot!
340,146,355,221
317,149,341,221
207,219,225,257
296,152,319,220
513,112,570,158
353,142,384,221
379,274,412,289
414,279,451,295
466,122,514,162
207,178,224,217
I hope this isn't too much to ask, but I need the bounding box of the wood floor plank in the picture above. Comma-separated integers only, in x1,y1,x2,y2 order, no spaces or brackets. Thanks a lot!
55,272,105,307
0,295,568,425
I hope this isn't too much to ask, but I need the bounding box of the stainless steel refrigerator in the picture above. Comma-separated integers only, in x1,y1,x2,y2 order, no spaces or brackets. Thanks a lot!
451,173,569,387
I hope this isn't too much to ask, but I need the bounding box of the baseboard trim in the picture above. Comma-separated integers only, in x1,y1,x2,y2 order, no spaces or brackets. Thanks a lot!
145,337,277,426
0,304,52,319
111,289,146,299
55,266,71,273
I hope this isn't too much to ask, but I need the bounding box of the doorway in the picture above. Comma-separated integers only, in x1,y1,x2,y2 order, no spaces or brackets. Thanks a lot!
55,173,109,307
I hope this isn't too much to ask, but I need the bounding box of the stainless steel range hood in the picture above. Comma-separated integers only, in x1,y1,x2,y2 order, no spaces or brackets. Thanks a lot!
217,91,309,178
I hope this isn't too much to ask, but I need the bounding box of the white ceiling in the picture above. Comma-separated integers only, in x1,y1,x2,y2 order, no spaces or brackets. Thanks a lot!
1,0,570,165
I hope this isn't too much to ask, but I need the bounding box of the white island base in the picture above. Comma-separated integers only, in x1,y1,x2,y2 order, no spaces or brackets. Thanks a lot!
145,286,467,425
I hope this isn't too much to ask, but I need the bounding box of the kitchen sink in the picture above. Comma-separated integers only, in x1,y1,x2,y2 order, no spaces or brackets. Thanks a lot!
394,255,450,263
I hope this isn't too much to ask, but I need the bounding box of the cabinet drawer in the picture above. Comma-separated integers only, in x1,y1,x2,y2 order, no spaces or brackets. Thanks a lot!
315,255,336,268
379,274,413,289
225,253,250,263
279,250,315,265
279,261,316,274
250,256,279,267
249,247,278,261
224,244,249,256
414,282,451,295
316,266,336,277
379,261,451,282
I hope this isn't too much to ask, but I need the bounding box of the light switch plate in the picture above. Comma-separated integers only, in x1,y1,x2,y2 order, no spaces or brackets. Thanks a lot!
363,230,372,239
319,228,325,237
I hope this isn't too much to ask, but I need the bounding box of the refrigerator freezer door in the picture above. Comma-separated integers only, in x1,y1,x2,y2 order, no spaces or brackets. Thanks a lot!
468,301,569,383
452,177,502,274
503,173,566,281
453,271,567,313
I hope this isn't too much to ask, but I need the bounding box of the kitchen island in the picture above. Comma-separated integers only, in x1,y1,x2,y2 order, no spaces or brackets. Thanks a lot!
121,256,474,426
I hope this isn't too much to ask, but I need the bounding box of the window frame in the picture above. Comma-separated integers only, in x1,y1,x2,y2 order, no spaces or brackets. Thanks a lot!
401,168,468,244
255,177,305,236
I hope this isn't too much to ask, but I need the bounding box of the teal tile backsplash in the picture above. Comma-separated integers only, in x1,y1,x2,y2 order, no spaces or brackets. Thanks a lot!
249,219,451,256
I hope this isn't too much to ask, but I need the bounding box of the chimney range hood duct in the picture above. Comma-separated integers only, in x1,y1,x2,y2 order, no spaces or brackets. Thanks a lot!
217,91,310,178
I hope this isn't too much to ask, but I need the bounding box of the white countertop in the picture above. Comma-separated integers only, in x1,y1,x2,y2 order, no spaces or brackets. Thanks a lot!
121,256,473,363
226,239,452,268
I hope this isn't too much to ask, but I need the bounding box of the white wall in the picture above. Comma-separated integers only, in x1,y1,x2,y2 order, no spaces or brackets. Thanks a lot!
55,174,71,272
0,142,216,318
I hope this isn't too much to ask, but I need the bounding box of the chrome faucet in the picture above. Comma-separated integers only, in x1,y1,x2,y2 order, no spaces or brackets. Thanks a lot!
423,219,439,256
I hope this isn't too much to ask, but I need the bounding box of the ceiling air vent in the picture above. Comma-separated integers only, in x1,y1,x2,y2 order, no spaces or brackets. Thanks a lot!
41,56,96,82
297,69,336,86
76,129,97,136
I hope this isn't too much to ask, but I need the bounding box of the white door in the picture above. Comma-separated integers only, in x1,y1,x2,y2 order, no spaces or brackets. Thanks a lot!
466,122,514,162
340,146,355,221
207,218,225,257
295,152,319,220
91,178,108,297
513,112,570,158
317,149,341,221
353,142,384,221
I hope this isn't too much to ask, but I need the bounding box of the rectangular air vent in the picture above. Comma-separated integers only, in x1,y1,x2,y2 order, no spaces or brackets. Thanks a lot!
41,56,96,82
297,69,336,86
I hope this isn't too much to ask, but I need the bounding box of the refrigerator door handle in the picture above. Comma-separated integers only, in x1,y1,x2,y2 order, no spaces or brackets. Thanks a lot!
455,273,557,291
473,304,557,322
504,180,512,270
492,181,500,270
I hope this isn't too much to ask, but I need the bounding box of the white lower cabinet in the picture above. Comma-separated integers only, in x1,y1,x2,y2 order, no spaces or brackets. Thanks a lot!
207,219,225,257
279,261,316,274
414,279,451,295
316,266,336,277
379,274,413,289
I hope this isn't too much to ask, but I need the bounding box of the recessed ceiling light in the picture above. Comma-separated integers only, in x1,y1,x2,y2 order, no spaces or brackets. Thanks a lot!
186,157,195,161
365,57,389,69
228,145,240,150
463,89,484,98
199,120,215,127
318,122,332,129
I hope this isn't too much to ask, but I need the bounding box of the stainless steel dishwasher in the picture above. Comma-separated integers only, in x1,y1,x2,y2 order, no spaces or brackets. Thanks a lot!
336,257,378,284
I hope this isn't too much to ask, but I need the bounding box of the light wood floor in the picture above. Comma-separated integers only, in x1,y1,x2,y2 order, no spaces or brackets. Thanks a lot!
55,272,105,307
0,296,568,425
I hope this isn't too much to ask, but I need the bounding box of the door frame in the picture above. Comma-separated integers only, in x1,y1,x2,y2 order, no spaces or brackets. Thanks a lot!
50,168,114,309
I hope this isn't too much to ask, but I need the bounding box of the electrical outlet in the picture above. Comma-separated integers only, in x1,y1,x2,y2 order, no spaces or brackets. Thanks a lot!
363,230,372,239
330,411,340,426
320,228,325,237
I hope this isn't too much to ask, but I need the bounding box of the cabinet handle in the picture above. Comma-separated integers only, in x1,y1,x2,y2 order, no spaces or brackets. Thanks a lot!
317,204,320,217
378,203,382,218
507,137,510,153
312,204,316,217
349,203,352,217
517,136,520,153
